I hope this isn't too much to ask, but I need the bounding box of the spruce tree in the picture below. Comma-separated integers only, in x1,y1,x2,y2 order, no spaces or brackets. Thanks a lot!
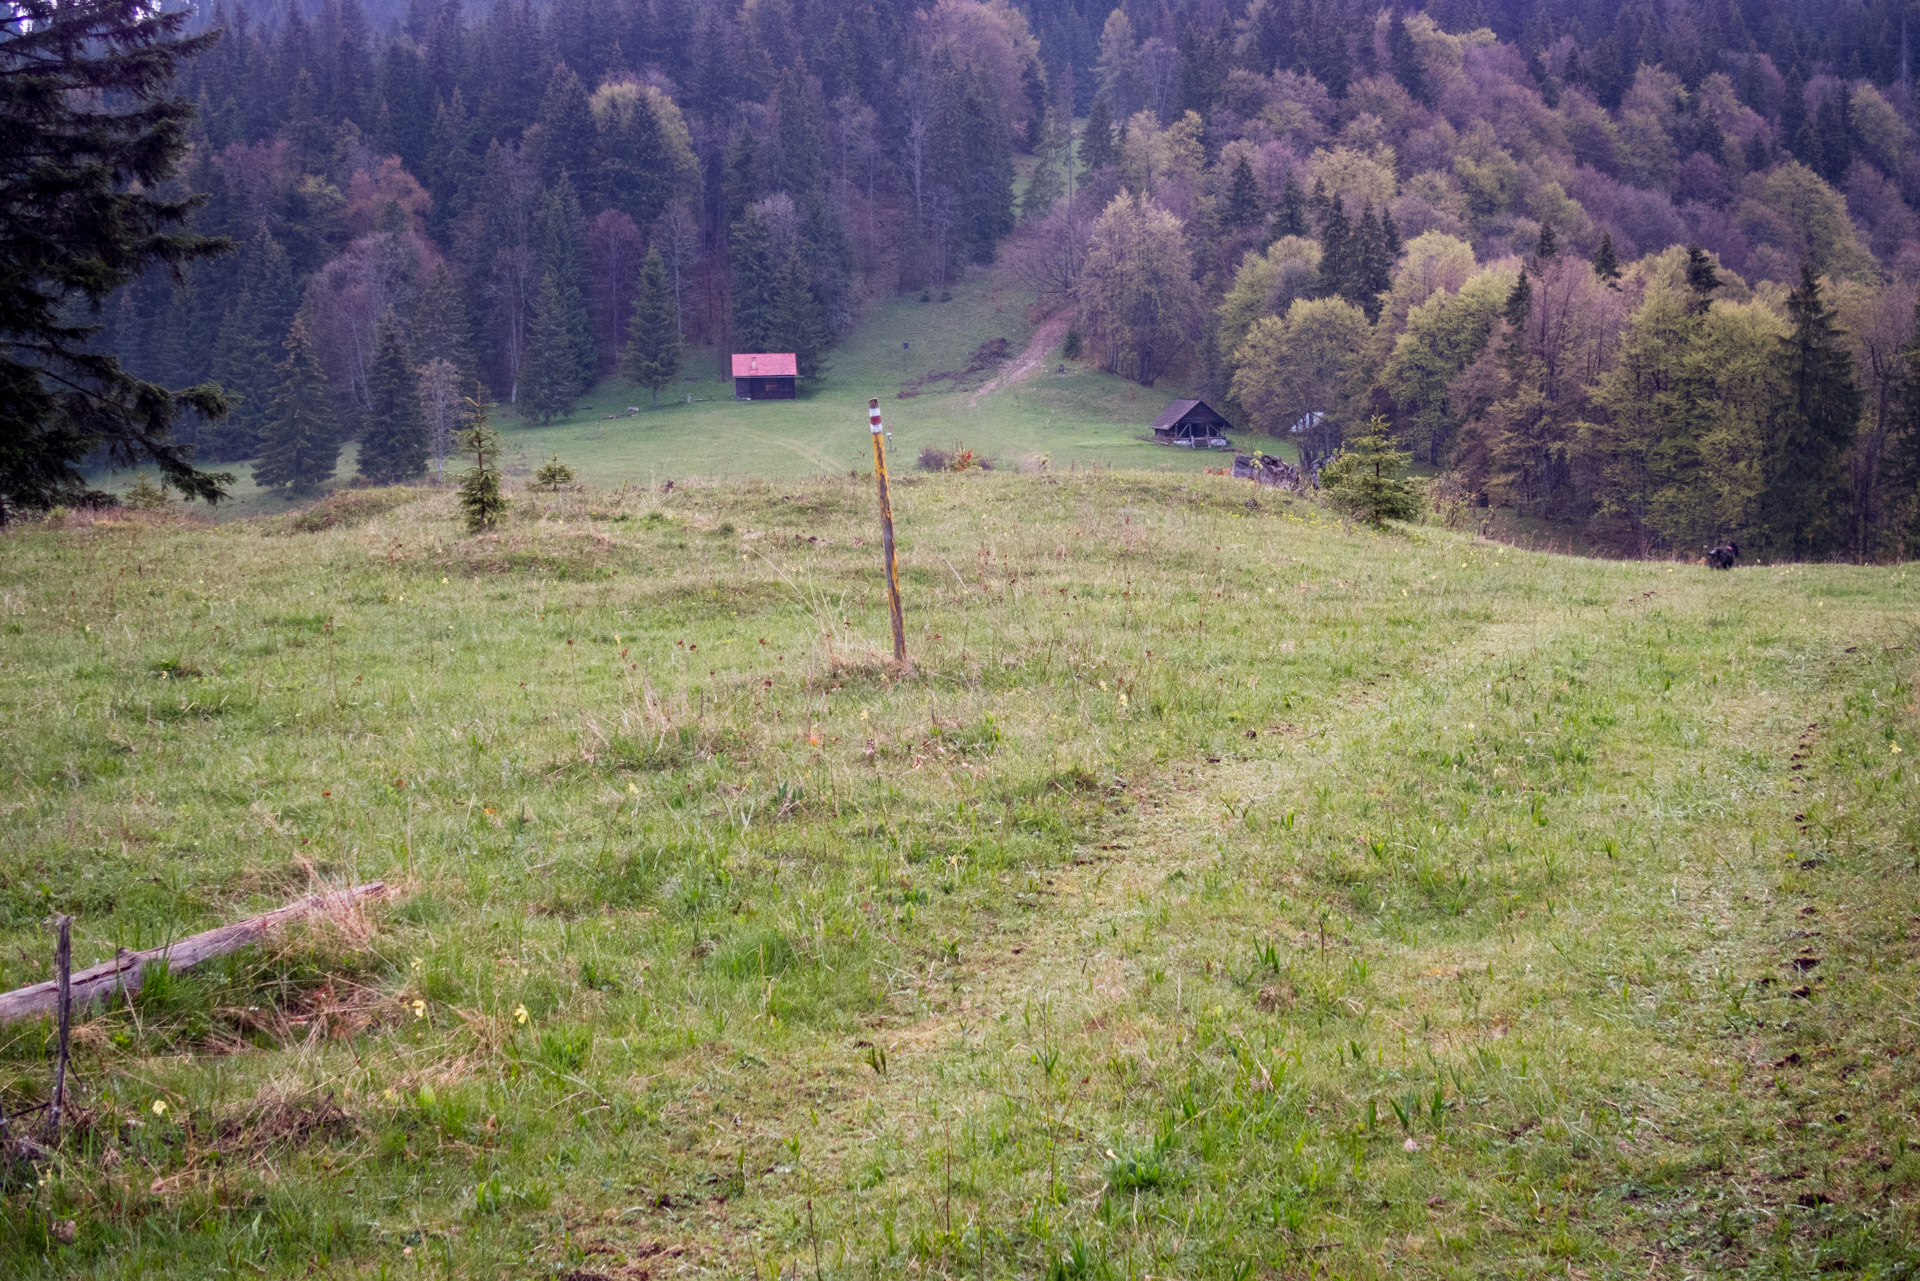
534,62,596,194
1353,203,1392,319
1225,155,1263,227
773,68,826,198
1534,221,1559,262
253,317,340,493
729,206,781,353
1321,416,1424,527
1080,95,1119,172
1592,231,1622,285
1021,151,1064,219
535,175,596,390
602,86,674,230
1683,245,1720,315
1317,198,1353,302
456,385,508,533
1809,89,1852,183
1270,175,1309,239
724,128,760,226
1502,267,1534,367
424,88,481,233
772,253,830,384
1763,265,1861,559
622,249,681,407
206,226,296,462
1892,301,1920,552
1387,10,1431,104
358,310,428,482
0,0,232,516
522,271,581,424
411,261,475,383
958,84,1014,263
1781,66,1809,161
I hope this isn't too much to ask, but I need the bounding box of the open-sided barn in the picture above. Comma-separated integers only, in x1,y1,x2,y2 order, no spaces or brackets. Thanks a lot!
1152,399,1233,448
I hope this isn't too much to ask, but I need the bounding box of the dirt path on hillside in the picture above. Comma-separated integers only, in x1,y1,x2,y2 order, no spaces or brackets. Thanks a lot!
970,310,1072,406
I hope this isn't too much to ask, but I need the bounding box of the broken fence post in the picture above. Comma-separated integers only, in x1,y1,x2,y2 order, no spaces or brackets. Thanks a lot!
48,915,71,1139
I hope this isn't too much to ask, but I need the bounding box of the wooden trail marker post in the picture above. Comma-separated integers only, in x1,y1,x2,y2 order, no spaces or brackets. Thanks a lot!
868,399,908,667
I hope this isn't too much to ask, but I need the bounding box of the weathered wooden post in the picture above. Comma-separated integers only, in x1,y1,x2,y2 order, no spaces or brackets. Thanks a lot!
47,915,71,1138
868,399,907,667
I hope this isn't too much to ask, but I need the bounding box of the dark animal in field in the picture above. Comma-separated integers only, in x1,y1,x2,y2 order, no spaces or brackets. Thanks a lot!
1705,542,1739,570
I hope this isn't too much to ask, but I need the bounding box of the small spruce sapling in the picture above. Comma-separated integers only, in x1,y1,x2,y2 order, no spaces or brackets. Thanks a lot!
533,456,574,491
1319,416,1424,527
456,385,508,533
123,474,173,512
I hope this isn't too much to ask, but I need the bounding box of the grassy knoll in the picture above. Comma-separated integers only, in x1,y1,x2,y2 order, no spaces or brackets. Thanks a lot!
1,473,1916,1278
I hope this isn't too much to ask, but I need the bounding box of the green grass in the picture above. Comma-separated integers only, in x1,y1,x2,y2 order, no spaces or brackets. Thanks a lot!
495,271,1219,489
1,472,1917,1278
108,271,1236,521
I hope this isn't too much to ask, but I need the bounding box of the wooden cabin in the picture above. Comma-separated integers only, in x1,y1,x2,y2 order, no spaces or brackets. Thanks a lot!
1151,398,1233,448
732,352,798,400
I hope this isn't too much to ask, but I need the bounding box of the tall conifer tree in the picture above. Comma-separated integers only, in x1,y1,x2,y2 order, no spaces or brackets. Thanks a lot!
1592,231,1622,285
1764,265,1861,558
623,249,681,406
253,317,339,492
773,254,830,384
522,271,581,424
358,310,428,482
207,226,296,461
1225,156,1262,227
1080,95,1118,172
729,206,781,353
535,174,596,394
598,83,672,229
0,0,232,515
1893,301,1920,552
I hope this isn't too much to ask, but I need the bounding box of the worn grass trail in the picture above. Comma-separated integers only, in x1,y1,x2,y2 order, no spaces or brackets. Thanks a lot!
0,474,1915,1279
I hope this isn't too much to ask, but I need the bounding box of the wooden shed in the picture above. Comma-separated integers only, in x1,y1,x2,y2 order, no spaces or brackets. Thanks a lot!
1152,398,1233,448
732,352,798,400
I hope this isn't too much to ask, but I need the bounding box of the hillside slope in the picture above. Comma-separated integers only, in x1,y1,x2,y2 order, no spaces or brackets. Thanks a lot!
143,268,1235,522
1,473,1915,1277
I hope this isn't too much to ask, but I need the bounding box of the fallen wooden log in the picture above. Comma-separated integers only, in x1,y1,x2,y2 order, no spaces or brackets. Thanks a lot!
0,882,387,1025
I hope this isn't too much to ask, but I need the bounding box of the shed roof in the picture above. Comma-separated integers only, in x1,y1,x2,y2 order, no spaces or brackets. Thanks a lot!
732,352,797,377
1151,398,1227,431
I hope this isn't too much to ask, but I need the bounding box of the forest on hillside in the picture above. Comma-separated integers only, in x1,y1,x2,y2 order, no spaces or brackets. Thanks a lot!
96,0,1920,558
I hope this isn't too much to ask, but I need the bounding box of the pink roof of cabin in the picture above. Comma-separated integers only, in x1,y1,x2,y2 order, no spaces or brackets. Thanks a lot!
731,352,797,377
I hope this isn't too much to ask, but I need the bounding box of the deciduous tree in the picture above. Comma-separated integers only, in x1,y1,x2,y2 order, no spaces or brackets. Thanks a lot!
1230,296,1369,458
1077,193,1202,386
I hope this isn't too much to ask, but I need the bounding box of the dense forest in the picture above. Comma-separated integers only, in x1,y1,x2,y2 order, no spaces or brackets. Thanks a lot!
98,0,1920,558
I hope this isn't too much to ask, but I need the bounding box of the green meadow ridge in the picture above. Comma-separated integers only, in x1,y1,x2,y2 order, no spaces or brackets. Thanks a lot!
0,472,1916,1278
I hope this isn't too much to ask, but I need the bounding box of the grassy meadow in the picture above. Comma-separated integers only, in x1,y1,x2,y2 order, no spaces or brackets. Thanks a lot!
1,470,1917,1279
145,272,1236,523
